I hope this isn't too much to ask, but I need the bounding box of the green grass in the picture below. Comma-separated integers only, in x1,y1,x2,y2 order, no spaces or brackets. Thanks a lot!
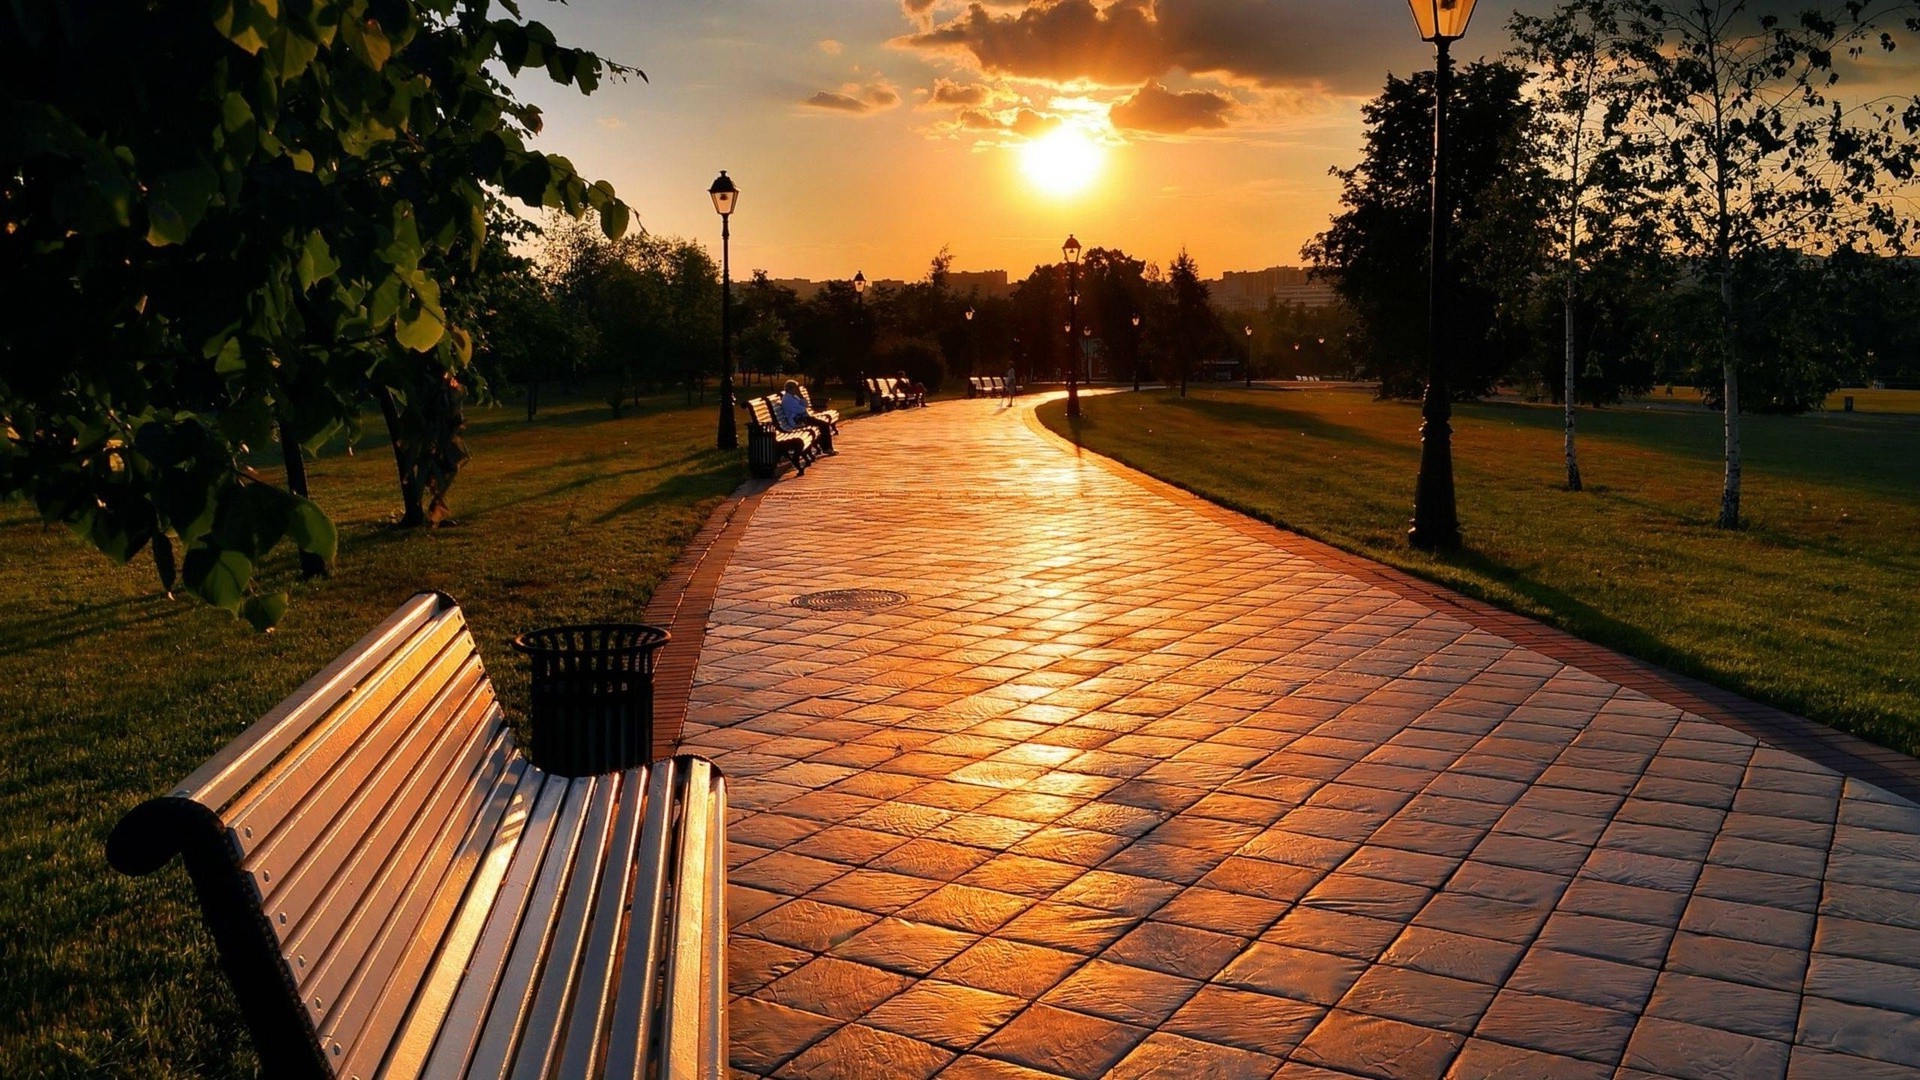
0,395,743,1078
1629,385,1920,415
1042,387,1920,756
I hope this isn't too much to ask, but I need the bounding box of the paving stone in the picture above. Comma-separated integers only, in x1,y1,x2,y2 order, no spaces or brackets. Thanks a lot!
974,1003,1151,1080
1621,1015,1790,1080
1105,920,1245,979
807,868,945,915
1795,996,1920,1069
1472,989,1636,1064
1533,912,1675,968
1377,926,1525,986
1785,1045,1920,1079
997,902,1140,956
1443,1038,1612,1079
780,1022,955,1080
863,979,1027,1051
833,918,979,976
1665,930,1809,992
1216,942,1369,1006
1041,959,1202,1027
1337,964,1498,1034
1105,1032,1283,1080
738,898,879,953
933,1054,1072,1079
1644,971,1802,1041
1505,948,1658,1012
1291,1009,1464,1080
728,996,840,1074
1164,984,1324,1057
1812,914,1920,967
935,938,1085,998
729,936,813,997
759,956,918,1021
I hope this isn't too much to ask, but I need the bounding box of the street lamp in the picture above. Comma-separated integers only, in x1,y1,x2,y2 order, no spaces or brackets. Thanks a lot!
1131,313,1142,392
708,170,739,450
852,271,868,406
965,306,976,388
1062,234,1082,419
1406,0,1476,551
1244,325,1254,389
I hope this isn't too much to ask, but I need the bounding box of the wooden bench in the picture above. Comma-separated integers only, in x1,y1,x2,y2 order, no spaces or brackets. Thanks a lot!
795,385,839,432
746,395,818,478
107,593,728,1080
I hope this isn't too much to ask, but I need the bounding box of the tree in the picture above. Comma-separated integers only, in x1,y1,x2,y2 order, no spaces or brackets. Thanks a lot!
1,0,632,627
1307,61,1551,399
1620,0,1920,527
1511,0,1644,490
1167,250,1216,397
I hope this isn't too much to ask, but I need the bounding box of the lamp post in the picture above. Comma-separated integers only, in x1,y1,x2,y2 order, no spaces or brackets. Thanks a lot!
1244,325,1254,388
965,306,976,389
852,271,868,406
708,171,740,450
1131,313,1143,392
1063,234,1082,419
1406,0,1475,551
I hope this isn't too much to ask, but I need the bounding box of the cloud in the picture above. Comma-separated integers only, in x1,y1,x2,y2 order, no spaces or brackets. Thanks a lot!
927,77,994,107
1110,79,1235,132
802,78,903,115
957,106,1055,137
897,0,1410,96
595,115,626,130
818,39,843,55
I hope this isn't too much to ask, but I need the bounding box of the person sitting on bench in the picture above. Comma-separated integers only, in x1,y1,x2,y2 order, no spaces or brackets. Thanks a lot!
896,370,928,407
780,380,836,453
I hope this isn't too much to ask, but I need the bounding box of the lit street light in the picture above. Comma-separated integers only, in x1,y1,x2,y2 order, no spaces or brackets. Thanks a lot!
853,271,868,406
1244,325,1254,389
1131,313,1142,392
1063,235,1082,419
1406,0,1476,551
708,171,739,450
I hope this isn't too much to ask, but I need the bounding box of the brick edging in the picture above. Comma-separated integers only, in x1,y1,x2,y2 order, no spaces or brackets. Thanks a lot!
644,479,772,755
1021,402,1920,803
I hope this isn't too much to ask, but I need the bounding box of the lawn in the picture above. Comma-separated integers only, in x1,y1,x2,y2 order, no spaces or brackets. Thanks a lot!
1041,386,1920,757
0,395,744,1078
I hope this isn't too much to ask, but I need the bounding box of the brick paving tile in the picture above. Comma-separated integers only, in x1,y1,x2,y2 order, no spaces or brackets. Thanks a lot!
687,396,1920,1077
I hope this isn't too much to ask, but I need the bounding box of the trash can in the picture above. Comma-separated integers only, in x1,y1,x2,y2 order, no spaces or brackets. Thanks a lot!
512,623,670,776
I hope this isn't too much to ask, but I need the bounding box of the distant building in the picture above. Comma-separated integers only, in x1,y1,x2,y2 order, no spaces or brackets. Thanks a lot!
944,270,1014,299
1209,267,1340,309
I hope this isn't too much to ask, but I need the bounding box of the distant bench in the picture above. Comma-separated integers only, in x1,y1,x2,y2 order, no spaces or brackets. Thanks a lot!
108,592,728,1080
968,376,1013,398
865,376,925,412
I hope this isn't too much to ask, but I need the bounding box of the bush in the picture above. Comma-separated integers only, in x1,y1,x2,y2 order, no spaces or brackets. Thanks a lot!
874,335,948,392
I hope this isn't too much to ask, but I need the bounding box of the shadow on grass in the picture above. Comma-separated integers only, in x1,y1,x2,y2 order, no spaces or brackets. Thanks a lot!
594,461,745,524
1147,392,1413,456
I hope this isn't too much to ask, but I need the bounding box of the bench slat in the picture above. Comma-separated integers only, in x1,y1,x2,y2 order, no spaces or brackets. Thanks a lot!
312,728,518,1064
601,761,680,1080
419,774,575,1080
459,774,599,1078
664,759,722,1076
230,612,472,862
556,765,651,1078
507,770,626,1080
167,594,449,813
256,656,488,932
380,759,539,1080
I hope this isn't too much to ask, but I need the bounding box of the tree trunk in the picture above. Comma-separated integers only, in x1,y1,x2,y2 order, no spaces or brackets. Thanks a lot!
1563,275,1582,492
1719,273,1741,529
278,418,330,579
376,384,427,528
525,379,539,422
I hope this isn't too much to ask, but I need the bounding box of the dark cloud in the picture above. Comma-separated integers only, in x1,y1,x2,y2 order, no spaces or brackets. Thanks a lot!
1110,79,1235,132
899,0,1435,95
803,80,901,114
928,77,994,106
957,106,1055,137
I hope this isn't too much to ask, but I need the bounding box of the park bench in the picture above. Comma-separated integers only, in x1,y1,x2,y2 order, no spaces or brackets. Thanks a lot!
106,592,728,1080
795,385,839,432
864,376,898,412
746,394,818,478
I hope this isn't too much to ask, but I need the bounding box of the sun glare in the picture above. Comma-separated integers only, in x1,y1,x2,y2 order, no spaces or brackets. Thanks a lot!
1020,125,1105,197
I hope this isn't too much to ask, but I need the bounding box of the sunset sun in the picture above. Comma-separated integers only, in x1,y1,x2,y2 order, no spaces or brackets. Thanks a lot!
1019,125,1106,197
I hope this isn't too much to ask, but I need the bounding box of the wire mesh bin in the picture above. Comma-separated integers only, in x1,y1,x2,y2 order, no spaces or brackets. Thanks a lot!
511,623,671,776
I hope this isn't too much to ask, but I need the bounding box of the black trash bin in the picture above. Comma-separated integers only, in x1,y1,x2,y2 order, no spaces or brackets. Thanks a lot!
512,623,670,776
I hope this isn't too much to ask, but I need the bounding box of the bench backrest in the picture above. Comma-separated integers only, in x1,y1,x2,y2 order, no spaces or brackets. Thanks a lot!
109,595,729,1079
747,396,777,429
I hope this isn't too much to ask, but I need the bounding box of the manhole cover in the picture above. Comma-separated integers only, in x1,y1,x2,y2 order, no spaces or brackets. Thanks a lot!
791,589,909,612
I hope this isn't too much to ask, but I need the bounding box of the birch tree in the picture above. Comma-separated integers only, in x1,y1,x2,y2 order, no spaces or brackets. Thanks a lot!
1621,0,1920,527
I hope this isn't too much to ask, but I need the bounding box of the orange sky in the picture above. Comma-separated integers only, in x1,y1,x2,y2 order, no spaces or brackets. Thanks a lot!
509,1,1920,282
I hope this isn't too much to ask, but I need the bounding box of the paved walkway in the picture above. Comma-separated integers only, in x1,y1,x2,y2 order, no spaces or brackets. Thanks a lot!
681,394,1920,1080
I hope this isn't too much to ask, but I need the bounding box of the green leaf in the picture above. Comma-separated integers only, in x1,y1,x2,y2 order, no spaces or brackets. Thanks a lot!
213,336,246,375
242,592,290,632
217,396,275,448
395,298,445,351
287,498,338,564
184,548,253,611
600,200,629,240
145,164,219,247
297,229,340,290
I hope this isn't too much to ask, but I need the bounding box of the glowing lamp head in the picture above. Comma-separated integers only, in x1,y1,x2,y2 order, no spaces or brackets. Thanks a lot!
1244,326,1253,337
1062,234,1082,265
853,271,867,295
966,307,975,322
1131,314,1141,327
707,170,739,216
1408,0,1477,42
